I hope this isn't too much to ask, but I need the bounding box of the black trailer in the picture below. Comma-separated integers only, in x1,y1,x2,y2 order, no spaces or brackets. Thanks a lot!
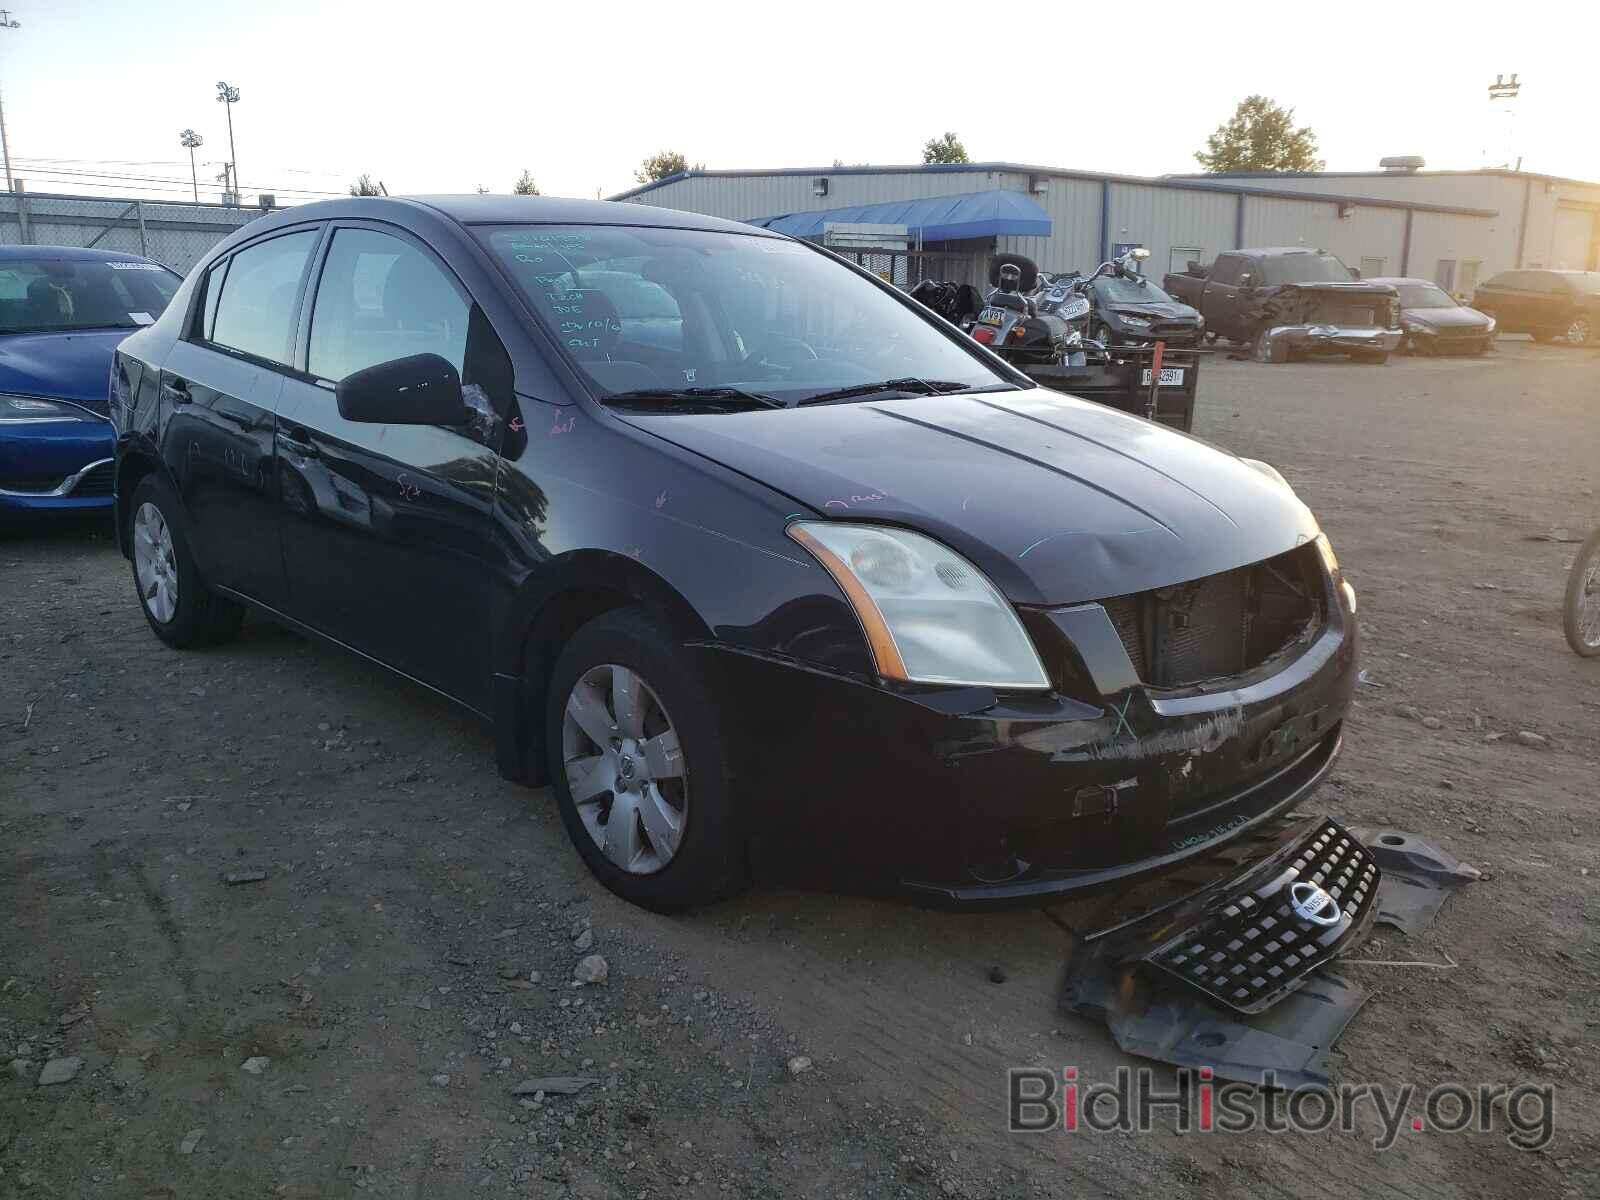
1012,344,1203,433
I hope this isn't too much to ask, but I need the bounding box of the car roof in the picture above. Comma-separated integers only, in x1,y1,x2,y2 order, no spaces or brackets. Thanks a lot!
1368,277,1444,287
255,195,780,237
0,244,166,265
1245,247,1336,257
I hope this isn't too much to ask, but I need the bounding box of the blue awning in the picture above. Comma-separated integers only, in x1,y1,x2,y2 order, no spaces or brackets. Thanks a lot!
749,188,1051,242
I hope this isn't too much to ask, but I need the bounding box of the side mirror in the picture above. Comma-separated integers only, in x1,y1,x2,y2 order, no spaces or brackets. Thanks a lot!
1129,247,1151,261
1238,272,1255,288
335,353,468,425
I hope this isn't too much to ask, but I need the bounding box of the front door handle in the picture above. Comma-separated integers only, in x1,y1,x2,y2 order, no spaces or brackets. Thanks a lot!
162,378,192,404
276,428,319,458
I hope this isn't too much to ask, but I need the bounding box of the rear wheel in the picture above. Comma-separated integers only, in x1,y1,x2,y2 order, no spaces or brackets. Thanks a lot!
545,608,747,911
1567,314,1594,347
127,475,243,649
1564,528,1600,657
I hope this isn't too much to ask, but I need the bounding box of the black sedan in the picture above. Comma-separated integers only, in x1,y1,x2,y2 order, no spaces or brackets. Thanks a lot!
1084,274,1203,347
110,197,1357,911
1371,277,1496,355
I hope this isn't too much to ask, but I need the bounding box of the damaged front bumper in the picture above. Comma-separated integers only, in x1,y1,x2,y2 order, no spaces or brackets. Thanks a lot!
1256,325,1403,361
700,552,1357,906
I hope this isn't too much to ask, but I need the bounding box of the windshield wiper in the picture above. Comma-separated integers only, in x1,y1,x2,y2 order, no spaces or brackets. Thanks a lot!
605,386,784,411
795,378,974,406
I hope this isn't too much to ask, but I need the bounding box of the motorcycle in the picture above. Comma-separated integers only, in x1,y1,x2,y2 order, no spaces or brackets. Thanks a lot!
966,254,1092,367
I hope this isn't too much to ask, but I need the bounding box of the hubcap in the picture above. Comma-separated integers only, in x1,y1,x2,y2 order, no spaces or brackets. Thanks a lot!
132,502,178,624
1570,316,1592,345
561,664,687,875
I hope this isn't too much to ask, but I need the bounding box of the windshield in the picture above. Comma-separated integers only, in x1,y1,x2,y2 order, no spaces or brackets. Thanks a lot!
1394,283,1457,309
1093,276,1175,305
480,225,1012,407
1259,254,1355,285
0,257,181,334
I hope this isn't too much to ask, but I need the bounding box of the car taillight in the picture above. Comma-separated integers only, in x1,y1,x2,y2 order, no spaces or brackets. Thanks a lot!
972,326,996,345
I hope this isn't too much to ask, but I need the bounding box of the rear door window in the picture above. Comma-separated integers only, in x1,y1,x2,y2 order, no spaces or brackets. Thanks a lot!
209,229,320,365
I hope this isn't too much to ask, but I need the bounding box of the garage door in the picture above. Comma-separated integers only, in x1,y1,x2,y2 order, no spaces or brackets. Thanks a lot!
1551,206,1597,270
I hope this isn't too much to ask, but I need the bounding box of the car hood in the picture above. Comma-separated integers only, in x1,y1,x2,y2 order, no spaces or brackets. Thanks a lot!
1274,281,1397,297
1404,306,1490,330
0,328,128,410
620,389,1320,606
1110,301,1200,321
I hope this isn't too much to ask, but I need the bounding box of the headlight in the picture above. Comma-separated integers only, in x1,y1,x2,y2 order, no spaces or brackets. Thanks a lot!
787,521,1050,690
0,393,96,423
1485,315,1497,334
1119,315,1152,328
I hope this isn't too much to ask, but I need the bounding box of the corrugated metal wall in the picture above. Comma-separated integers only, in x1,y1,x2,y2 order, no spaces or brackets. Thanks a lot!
628,167,1532,287
1109,183,1237,278
1242,194,1407,271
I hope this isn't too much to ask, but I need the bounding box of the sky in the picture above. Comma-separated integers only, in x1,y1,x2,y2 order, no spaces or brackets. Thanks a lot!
1,0,1597,207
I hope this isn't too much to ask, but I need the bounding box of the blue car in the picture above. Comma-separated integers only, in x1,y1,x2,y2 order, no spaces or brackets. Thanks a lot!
0,246,181,519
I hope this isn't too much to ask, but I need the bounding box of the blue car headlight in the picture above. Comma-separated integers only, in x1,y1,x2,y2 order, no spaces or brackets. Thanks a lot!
0,393,102,423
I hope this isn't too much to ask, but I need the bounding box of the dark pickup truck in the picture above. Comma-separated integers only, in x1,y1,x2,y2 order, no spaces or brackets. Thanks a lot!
1165,248,1403,363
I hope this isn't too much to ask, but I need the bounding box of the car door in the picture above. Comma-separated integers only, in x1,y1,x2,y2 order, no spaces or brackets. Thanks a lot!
161,225,323,606
273,221,510,711
1206,254,1246,339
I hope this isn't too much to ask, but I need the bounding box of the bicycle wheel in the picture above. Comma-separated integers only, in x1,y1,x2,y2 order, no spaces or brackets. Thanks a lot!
1564,527,1600,657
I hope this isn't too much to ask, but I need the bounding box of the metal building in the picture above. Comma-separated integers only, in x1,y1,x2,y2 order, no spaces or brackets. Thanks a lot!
611,162,1599,293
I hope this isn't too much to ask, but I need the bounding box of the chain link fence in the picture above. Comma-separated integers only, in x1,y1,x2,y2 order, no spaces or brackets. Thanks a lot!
0,190,272,275
829,247,988,291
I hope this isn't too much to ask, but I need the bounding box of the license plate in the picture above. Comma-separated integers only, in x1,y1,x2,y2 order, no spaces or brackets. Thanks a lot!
1140,367,1184,386
977,307,1006,327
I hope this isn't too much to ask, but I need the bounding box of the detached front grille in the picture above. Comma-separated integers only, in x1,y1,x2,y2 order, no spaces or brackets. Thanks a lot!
1098,544,1324,688
1142,819,1379,1013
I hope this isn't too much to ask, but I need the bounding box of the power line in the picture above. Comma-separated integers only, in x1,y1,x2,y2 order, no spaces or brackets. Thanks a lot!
8,164,345,197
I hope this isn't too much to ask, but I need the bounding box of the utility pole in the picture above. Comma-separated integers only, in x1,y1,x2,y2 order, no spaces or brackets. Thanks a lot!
0,10,21,193
180,129,203,203
215,81,240,202
1486,73,1521,171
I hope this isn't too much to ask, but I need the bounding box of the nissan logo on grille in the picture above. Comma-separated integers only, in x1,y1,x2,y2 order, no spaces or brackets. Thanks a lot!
1289,880,1341,926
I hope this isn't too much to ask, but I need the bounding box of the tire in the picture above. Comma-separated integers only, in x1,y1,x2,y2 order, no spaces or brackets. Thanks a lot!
1567,314,1594,347
545,608,748,911
1564,528,1600,658
1532,329,1555,343
126,475,244,649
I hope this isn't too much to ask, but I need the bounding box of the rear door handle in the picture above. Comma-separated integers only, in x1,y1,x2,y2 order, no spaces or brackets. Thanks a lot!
162,378,191,404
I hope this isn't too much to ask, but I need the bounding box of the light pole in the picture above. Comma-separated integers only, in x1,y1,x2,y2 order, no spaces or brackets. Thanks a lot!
215,81,239,202
180,129,203,203
0,10,21,194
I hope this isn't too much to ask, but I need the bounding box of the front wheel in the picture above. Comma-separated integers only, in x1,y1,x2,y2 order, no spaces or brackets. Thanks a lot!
1567,315,1594,347
1564,528,1600,657
545,608,748,911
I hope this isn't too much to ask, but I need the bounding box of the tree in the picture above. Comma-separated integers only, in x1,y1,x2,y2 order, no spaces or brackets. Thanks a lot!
922,132,969,165
635,150,691,183
1194,96,1324,173
512,169,540,196
349,173,383,196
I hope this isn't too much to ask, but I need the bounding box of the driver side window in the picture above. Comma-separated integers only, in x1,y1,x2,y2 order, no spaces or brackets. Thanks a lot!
307,228,469,382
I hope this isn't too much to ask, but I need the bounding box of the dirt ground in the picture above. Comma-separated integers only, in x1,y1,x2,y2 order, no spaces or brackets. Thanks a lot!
3,337,1598,1200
